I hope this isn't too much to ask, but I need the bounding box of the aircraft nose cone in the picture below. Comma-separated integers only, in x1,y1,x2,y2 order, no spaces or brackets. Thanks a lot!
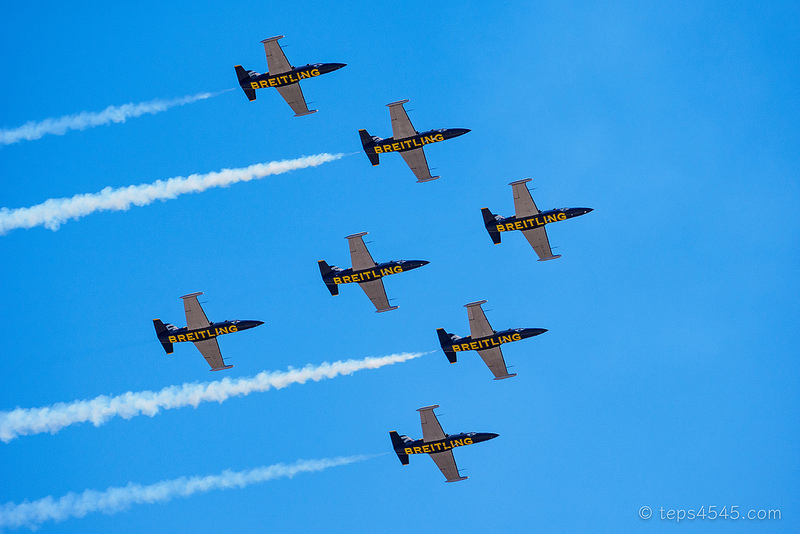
332,63,347,70
584,208,594,214
487,433,499,440
254,320,265,326
420,260,430,266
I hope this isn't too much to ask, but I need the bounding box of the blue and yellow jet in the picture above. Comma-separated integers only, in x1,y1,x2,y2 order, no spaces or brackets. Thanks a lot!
359,99,469,182
153,292,263,371
437,300,546,380
390,405,498,482
234,35,345,116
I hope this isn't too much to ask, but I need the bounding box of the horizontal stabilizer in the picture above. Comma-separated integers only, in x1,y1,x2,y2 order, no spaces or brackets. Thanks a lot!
211,364,234,372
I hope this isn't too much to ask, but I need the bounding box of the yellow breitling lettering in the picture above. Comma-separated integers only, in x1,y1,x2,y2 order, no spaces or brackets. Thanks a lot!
310,68,320,76
413,447,422,454
186,333,195,341
268,78,277,87
216,327,228,335
342,275,352,283
333,277,341,284
422,444,432,453
511,333,521,341
461,343,471,351
558,212,567,221
452,345,461,352
470,341,479,350
177,334,186,342
259,80,269,88
168,335,177,343
229,325,238,332
451,439,463,447
434,133,444,142
392,265,403,274
464,437,473,445
404,447,413,455
392,142,401,151
250,82,259,90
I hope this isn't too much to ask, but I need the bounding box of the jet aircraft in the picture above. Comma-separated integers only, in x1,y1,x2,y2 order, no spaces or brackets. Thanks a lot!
234,35,346,116
318,232,429,312
153,292,263,371
390,404,498,482
437,300,547,380
359,99,470,182
482,178,593,260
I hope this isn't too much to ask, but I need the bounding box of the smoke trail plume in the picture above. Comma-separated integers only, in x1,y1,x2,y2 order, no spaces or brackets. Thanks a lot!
0,456,370,530
0,352,423,443
0,90,229,145
0,153,344,234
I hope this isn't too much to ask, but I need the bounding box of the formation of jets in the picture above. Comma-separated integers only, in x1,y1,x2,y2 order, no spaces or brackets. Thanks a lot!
145,35,594,483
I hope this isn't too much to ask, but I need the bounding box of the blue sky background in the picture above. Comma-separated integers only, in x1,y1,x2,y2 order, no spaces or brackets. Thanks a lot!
1,0,798,532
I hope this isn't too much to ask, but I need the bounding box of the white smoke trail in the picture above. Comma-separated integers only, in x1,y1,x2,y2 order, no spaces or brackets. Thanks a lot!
0,90,230,145
0,153,345,234
0,455,370,530
0,352,423,443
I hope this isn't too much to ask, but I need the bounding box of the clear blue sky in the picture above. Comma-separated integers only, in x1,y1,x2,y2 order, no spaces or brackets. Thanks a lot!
1,0,798,532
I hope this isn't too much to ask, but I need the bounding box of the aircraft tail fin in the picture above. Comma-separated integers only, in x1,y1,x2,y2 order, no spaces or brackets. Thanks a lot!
359,129,380,166
481,208,502,244
318,260,339,296
152,319,174,354
389,431,410,465
234,65,257,101
436,328,458,363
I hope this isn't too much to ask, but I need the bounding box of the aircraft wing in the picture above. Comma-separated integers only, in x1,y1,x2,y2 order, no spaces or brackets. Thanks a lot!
417,405,446,442
521,227,560,261
262,36,292,75
429,450,467,482
511,179,540,218
465,300,494,339
276,84,316,117
193,338,230,371
388,100,417,139
347,232,376,271
358,279,395,312
182,292,211,330
477,346,516,380
400,148,438,182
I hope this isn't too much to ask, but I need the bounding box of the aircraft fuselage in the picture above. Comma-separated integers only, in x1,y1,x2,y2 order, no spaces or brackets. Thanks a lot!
243,62,346,91
488,207,593,234
396,432,499,457
157,320,263,345
325,260,429,286
373,128,470,155
445,327,547,354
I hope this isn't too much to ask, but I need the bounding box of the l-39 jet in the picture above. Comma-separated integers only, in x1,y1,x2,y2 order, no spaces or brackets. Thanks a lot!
318,232,429,312
153,292,263,371
390,405,498,483
359,99,470,182
437,300,547,380
482,178,593,260
234,35,346,116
